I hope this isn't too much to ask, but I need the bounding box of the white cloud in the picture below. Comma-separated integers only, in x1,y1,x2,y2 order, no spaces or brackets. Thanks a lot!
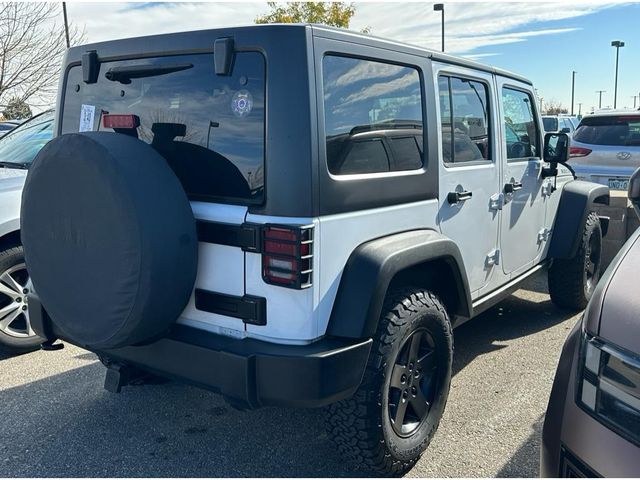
64,1,617,55
349,2,615,54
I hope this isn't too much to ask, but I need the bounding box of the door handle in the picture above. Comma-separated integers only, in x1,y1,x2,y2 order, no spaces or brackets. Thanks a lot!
447,190,473,205
504,182,523,194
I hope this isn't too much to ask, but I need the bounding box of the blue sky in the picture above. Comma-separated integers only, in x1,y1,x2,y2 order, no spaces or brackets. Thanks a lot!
66,1,640,112
462,3,640,112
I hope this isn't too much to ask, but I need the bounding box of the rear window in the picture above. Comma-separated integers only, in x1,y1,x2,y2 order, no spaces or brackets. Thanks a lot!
574,115,640,146
542,117,558,132
61,52,265,204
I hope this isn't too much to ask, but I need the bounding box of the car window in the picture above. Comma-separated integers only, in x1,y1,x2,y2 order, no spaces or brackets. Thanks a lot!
388,136,422,170
543,117,558,132
323,55,423,175
502,88,539,160
61,52,266,204
438,75,491,164
0,112,54,166
340,139,390,174
561,118,574,132
573,115,640,146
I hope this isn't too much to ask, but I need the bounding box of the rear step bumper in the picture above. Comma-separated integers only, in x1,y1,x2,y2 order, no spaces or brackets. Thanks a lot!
29,295,372,409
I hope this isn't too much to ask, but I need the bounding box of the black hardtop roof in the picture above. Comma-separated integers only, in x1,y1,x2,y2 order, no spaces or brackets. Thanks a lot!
65,23,531,85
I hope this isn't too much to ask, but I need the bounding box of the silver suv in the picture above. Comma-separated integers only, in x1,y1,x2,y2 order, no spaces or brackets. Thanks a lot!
570,110,640,190
21,25,609,475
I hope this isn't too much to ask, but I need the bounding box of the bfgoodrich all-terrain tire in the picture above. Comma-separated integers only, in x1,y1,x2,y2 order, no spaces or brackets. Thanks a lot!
0,245,42,352
548,211,602,310
326,287,453,476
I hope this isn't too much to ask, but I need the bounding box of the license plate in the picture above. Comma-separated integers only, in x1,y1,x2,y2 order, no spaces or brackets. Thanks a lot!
608,178,629,190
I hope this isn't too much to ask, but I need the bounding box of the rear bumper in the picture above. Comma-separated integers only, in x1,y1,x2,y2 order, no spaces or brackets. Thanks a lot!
29,295,372,409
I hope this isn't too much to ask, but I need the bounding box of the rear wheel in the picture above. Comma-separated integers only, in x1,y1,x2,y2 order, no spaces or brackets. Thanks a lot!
548,211,602,310
0,246,41,352
326,287,453,475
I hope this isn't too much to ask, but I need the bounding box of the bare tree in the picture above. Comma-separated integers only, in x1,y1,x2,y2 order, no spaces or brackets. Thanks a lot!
544,99,568,115
0,3,84,110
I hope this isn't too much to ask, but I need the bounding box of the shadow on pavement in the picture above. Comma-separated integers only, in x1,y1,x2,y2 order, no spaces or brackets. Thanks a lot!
452,274,577,376
496,415,544,477
0,274,573,477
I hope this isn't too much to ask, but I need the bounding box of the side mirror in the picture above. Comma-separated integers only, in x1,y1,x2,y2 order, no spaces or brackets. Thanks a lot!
629,167,640,219
561,127,571,134
543,132,570,164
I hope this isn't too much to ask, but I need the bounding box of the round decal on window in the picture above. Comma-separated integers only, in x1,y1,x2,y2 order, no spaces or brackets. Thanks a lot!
231,90,253,117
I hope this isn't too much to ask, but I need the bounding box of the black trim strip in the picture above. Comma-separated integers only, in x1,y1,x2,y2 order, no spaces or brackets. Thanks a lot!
194,289,266,326
196,221,262,252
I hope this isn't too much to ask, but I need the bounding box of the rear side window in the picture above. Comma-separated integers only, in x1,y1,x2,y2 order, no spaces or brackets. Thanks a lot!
543,117,558,132
574,115,640,146
323,55,423,175
61,52,265,204
438,75,491,164
502,87,540,160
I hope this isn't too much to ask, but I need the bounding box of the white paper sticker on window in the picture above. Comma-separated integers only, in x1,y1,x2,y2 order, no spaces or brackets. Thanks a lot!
79,104,95,132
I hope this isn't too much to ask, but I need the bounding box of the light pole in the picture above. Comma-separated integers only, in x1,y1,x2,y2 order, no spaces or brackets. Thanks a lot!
611,40,625,109
596,90,606,109
632,95,638,109
62,2,70,48
539,97,544,113
578,103,583,116
571,71,576,116
434,4,444,52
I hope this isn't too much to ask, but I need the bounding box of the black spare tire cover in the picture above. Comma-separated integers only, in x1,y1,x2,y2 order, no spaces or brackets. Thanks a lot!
21,132,198,349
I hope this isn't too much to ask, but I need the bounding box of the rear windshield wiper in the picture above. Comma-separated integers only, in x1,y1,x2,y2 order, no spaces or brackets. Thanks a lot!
105,63,193,84
0,161,28,169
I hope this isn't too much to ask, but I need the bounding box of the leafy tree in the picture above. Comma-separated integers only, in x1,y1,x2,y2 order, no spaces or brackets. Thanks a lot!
255,2,356,28
2,97,31,120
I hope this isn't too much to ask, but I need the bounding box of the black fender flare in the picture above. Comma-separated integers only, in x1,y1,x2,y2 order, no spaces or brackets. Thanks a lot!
547,180,609,259
326,229,472,339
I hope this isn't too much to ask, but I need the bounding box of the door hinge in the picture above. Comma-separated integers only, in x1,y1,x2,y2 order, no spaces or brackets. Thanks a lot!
485,249,500,267
537,228,552,243
489,193,504,211
542,182,554,197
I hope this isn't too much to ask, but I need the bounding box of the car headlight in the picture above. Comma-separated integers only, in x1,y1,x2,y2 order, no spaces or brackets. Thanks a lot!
577,332,640,446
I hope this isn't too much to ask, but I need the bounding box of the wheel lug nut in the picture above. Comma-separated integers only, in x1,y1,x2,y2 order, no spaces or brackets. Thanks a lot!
409,363,414,371
21,305,27,311
15,297,21,303
411,386,417,396
402,390,408,398
401,374,407,384
23,289,28,294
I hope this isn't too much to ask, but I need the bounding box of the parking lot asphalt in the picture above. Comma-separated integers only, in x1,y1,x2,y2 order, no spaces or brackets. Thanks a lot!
0,272,581,478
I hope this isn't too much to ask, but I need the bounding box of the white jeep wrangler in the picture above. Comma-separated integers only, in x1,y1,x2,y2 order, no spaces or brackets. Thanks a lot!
22,25,609,474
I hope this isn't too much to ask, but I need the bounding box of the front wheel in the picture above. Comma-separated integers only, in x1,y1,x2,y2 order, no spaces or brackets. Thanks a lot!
0,246,42,352
548,211,602,310
326,287,453,475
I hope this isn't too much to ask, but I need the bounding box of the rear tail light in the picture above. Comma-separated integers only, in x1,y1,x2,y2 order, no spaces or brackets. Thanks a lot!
570,146,592,157
262,225,313,289
103,114,140,130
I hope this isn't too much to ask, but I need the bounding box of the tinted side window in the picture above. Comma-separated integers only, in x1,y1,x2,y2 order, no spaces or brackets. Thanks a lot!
323,55,423,175
502,87,540,160
438,75,491,164
341,139,389,174
389,136,422,170
543,117,558,132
